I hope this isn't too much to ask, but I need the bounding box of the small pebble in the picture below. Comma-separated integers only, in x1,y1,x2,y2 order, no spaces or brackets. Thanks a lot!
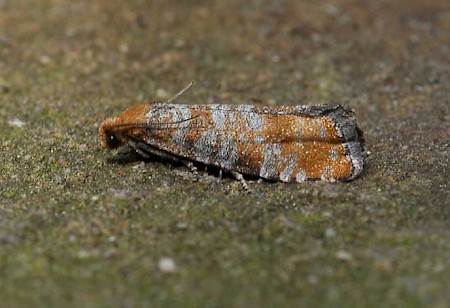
336,250,353,261
8,118,25,128
39,55,52,65
176,221,188,229
158,257,177,273
156,88,170,100
325,227,336,238
118,43,129,53
307,274,319,285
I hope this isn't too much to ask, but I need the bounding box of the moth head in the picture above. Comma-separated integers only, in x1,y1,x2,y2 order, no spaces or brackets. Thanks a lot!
99,104,152,150
99,118,124,149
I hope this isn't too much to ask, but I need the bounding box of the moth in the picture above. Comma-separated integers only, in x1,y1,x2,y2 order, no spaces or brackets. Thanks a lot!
99,83,364,189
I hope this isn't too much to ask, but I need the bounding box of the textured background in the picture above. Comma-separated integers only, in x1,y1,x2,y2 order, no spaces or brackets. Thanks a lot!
1,0,449,306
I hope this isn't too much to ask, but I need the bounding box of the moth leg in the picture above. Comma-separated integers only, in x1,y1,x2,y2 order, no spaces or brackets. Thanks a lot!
131,146,153,160
116,146,135,156
113,146,138,159
132,142,198,181
230,171,251,193
181,160,199,182
132,141,180,163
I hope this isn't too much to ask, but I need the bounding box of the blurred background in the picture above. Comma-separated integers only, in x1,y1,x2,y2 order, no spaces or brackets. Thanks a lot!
1,0,449,307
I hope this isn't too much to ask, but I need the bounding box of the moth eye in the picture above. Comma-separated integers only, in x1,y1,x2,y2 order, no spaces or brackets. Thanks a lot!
107,131,122,148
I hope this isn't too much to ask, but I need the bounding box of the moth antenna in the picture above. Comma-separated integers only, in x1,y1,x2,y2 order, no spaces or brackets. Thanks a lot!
165,81,194,104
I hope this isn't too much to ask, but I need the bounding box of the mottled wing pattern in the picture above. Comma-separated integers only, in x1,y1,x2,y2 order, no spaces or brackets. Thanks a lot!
138,103,364,182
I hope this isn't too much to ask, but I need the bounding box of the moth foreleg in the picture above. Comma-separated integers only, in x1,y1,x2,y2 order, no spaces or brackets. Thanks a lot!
131,145,153,160
131,141,181,163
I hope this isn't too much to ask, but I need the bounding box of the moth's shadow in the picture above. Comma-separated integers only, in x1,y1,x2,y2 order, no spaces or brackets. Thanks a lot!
107,153,137,164
106,150,149,165
106,149,181,167
106,148,262,182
